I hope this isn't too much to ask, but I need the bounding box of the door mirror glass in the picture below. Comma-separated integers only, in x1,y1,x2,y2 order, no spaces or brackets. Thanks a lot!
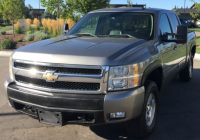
62,23,69,36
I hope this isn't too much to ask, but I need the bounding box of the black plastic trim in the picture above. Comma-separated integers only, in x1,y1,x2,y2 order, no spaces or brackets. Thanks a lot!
7,84,104,110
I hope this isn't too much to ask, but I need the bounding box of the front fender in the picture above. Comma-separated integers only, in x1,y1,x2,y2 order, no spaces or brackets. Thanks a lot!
141,59,163,86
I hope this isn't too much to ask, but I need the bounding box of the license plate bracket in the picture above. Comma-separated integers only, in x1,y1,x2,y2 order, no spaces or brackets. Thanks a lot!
37,109,63,126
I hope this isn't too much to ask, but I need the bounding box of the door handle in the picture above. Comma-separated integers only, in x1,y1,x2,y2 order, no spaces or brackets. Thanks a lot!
174,46,178,51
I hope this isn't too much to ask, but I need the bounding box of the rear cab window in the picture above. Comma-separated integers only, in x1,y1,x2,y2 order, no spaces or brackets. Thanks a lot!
169,14,180,33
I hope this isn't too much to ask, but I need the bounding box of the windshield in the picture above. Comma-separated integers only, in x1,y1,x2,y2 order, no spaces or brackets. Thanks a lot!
67,12,154,40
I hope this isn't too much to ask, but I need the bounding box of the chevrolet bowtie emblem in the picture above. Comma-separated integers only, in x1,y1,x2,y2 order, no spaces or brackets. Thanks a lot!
42,72,58,82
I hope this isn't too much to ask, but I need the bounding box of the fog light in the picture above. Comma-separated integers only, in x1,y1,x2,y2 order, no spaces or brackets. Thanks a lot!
110,112,126,119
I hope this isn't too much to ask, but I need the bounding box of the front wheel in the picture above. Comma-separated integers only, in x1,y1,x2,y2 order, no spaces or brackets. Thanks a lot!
126,80,158,139
179,55,193,82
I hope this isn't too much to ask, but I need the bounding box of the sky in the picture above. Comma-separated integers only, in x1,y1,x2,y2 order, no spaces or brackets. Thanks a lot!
25,0,195,10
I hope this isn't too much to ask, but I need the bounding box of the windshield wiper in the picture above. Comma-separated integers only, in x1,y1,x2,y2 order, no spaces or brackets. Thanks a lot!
74,33,97,37
98,34,134,38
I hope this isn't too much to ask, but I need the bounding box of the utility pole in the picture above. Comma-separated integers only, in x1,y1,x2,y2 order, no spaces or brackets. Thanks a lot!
39,0,40,9
184,0,186,13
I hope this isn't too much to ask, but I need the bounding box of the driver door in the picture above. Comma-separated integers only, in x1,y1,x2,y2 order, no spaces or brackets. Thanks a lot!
158,14,178,84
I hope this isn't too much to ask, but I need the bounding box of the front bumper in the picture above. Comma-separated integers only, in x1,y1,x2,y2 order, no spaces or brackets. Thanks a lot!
4,78,144,125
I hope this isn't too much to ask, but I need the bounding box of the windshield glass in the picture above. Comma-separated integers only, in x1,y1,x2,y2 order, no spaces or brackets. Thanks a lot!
67,12,154,40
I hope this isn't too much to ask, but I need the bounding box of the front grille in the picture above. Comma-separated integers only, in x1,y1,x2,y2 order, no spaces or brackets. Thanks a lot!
14,62,102,75
15,75,100,91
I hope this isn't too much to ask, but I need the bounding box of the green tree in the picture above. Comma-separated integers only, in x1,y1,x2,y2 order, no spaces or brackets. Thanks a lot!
175,5,177,9
174,9,180,17
23,4,34,19
190,1,200,20
40,0,64,17
27,4,33,9
127,0,132,7
40,0,65,35
72,0,110,15
0,0,25,37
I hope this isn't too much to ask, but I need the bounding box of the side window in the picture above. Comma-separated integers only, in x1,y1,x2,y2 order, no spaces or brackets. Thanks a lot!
159,14,172,39
169,14,180,33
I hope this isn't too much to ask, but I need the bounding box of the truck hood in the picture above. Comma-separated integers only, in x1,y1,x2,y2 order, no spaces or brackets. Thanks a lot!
13,36,150,66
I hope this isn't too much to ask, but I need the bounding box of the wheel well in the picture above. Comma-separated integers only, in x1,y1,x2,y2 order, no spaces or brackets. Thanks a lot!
191,45,196,58
146,67,163,91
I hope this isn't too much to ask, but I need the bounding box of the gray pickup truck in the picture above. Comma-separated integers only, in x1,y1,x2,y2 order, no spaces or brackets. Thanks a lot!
4,7,196,139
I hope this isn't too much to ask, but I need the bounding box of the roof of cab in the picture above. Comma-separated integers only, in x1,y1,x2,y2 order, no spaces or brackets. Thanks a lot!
89,8,171,14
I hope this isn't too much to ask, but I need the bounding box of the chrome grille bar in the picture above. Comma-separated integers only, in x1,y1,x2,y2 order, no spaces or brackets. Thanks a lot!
13,60,109,94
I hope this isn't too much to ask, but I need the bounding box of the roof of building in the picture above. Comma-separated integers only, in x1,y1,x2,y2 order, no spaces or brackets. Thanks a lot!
190,4,195,9
29,9,45,11
174,8,200,14
29,9,45,14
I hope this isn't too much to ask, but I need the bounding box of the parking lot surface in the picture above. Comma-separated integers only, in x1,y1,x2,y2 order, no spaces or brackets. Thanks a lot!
0,56,200,140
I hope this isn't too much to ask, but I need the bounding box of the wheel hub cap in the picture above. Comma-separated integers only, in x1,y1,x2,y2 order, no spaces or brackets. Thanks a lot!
146,93,156,126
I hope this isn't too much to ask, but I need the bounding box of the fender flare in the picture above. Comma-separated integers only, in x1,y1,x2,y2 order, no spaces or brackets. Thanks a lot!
141,59,163,86
190,40,196,56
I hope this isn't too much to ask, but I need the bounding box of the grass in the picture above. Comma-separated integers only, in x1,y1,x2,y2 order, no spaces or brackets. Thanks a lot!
188,28,200,32
196,36,200,46
197,48,200,54
0,26,13,30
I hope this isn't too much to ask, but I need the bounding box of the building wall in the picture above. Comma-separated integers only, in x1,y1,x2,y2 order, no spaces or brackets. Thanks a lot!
179,14,196,21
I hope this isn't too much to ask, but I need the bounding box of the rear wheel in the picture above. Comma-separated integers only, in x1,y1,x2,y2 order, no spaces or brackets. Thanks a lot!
179,55,193,82
126,80,158,139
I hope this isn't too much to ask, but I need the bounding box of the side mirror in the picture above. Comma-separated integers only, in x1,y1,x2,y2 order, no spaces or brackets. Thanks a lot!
160,25,188,44
62,23,69,36
176,25,188,43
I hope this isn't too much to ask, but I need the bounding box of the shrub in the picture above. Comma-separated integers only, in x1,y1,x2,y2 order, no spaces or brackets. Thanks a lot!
25,33,34,41
15,27,23,34
67,19,76,30
33,18,40,31
51,19,58,36
26,19,32,31
26,31,33,35
46,19,53,34
1,39,16,49
58,19,66,34
0,30,6,35
34,31,49,40
15,21,23,34
42,18,48,32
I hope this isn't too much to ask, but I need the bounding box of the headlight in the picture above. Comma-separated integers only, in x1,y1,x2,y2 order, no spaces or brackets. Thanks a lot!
108,64,140,91
9,56,14,81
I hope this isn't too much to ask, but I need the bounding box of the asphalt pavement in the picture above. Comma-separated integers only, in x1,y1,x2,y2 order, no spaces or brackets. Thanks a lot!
0,56,200,140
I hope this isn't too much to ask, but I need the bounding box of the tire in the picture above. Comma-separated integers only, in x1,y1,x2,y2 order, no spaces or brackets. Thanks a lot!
179,55,193,82
126,80,158,139
191,25,195,28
